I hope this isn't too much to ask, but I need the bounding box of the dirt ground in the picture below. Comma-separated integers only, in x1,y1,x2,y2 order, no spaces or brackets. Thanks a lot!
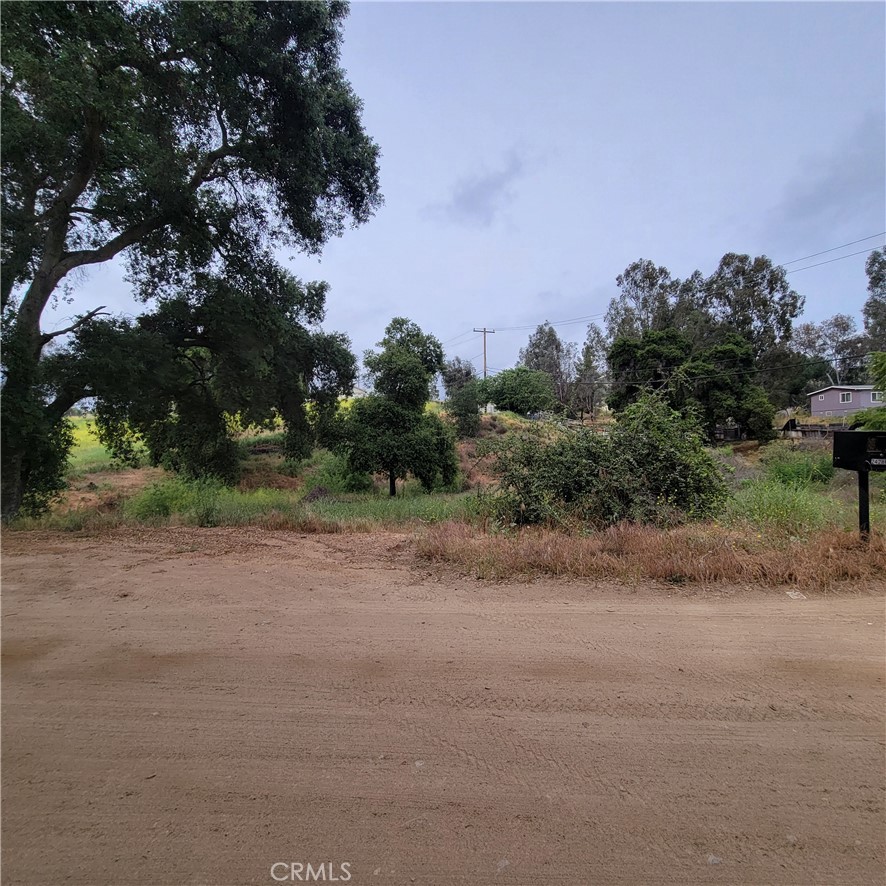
2,528,884,885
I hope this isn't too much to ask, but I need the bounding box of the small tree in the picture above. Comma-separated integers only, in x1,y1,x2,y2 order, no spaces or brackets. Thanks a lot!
339,318,456,495
518,322,577,407
447,379,481,438
483,367,556,415
441,357,477,398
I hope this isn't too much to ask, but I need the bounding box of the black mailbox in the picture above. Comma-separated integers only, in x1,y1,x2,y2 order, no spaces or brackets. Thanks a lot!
833,431,886,472
832,430,885,541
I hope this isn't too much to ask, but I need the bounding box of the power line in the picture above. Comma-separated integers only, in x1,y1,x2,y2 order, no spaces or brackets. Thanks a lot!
440,329,482,345
778,233,885,266
784,247,880,275
448,236,883,362
495,312,606,332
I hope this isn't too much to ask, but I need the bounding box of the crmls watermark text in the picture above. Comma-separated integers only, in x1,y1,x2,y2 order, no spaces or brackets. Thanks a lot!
270,862,352,882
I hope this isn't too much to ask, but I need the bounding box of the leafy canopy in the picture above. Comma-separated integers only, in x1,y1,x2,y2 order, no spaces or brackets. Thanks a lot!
608,329,775,442
339,319,455,495
1,0,381,516
480,366,556,415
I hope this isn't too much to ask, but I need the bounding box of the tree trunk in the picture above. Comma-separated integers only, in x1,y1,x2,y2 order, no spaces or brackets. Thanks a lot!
1,449,26,521
389,472,396,497
1,328,40,520
1,316,85,520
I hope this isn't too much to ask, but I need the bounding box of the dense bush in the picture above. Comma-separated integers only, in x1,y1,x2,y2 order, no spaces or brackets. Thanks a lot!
480,392,728,527
302,450,373,494
478,367,556,415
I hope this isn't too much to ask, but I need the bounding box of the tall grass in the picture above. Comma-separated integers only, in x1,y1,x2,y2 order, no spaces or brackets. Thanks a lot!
122,477,309,527
724,480,841,537
761,444,834,486
415,521,886,588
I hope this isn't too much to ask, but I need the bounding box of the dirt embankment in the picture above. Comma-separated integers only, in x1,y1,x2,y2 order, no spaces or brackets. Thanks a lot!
2,528,884,885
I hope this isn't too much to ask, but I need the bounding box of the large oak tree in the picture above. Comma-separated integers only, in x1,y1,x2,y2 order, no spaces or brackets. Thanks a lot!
1,1,381,516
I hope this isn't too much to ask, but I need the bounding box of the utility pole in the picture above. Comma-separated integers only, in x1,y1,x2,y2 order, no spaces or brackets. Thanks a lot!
473,327,496,378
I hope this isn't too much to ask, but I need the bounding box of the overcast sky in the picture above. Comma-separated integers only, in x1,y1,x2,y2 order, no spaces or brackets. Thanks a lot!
51,1,886,377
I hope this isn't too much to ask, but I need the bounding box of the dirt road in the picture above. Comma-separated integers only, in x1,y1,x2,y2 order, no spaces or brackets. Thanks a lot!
2,529,884,885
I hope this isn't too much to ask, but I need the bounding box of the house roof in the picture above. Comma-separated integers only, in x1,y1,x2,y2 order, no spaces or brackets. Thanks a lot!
807,385,874,397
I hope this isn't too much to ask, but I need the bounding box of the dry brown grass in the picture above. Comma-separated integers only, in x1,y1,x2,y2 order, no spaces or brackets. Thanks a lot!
415,521,886,589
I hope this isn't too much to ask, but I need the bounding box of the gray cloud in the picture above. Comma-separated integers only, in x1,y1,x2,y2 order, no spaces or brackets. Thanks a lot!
766,114,885,250
428,152,525,227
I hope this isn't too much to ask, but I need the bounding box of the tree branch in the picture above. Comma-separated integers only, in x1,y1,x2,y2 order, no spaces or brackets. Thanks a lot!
41,306,109,343
56,215,166,275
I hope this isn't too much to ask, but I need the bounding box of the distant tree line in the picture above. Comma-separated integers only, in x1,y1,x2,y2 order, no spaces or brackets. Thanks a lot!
457,247,886,442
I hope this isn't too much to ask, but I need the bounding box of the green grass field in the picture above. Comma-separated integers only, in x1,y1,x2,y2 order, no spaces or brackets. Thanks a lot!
67,416,116,474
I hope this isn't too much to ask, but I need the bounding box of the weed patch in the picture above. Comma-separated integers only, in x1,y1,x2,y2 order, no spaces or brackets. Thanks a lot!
416,521,886,588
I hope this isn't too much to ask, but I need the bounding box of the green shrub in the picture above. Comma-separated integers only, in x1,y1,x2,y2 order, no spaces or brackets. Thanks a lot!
303,450,374,494
480,392,728,528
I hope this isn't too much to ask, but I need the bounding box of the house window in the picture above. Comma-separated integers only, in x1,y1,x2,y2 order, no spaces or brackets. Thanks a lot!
825,411,833,417
840,392,852,404
818,394,825,401
873,391,884,402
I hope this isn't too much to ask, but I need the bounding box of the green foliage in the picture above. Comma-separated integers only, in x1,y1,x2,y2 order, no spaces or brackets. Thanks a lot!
735,385,777,444
853,353,886,429
441,357,477,398
610,394,730,520
447,380,482,438
724,481,838,537
308,492,480,526
120,474,476,529
60,277,357,484
572,323,608,417
863,250,886,349
480,366,556,415
19,417,74,517
481,392,728,527
1,0,380,518
608,329,691,412
342,399,457,494
704,253,803,358
518,322,577,406
302,450,373,495
339,319,456,495
364,318,444,409
608,329,775,442
124,478,303,527
872,352,886,392
761,446,834,486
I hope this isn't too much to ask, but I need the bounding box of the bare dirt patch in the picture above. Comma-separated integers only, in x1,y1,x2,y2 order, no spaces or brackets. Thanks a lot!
2,529,884,885
61,467,163,511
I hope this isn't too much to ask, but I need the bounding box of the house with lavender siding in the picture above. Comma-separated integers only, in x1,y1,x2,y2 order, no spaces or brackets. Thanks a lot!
808,385,883,418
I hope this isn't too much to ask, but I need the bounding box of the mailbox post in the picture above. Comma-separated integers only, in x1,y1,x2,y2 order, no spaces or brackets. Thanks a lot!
832,431,886,541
